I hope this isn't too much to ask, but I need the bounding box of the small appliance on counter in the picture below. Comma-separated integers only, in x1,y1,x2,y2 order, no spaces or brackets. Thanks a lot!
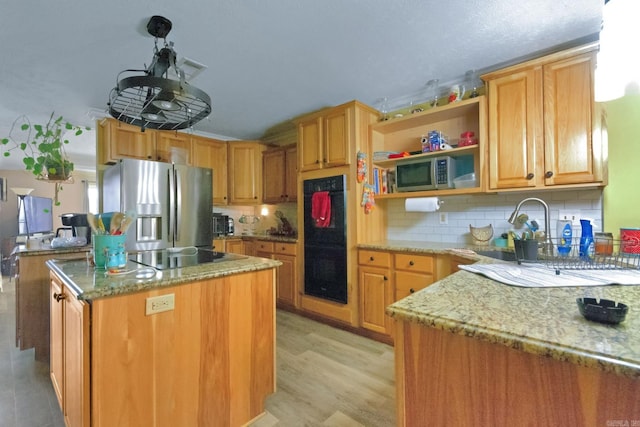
59,213,92,244
212,213,233,237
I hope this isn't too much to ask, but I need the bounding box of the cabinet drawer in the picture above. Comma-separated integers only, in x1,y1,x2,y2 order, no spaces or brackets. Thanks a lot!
274,242,296,255
255,241,275,253
394,253,434,273
394,271,435,301
358,250,391,268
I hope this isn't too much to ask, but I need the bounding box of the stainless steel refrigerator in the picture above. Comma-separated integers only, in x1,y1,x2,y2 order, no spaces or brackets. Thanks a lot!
102,159,213,251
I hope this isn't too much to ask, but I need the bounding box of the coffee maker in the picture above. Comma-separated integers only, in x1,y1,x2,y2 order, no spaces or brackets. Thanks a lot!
59,213,92,244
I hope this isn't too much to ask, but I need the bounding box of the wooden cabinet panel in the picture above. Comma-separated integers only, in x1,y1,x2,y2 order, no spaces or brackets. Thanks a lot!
394,270,435,301
191,135,228,205
228,141,265,205
484,43,605,191
156,131,191,164
262,145,298,203
298,116,323,171
358,250,391,268
98,118,156,164
256,241,275,253
50,271,89,427
359,266,391,335
274,242,297,256
487,67,542,189
323,107,350,168
274,253,296,308
394,253,434,273
50,275,64,409
226,239,244,255
543,52,601,185
263,149,286,203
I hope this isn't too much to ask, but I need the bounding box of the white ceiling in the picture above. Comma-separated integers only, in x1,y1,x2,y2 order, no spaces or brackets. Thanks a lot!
0,0,602,171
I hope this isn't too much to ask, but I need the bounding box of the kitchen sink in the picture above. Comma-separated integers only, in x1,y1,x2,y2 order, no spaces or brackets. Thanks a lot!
474,249,517,262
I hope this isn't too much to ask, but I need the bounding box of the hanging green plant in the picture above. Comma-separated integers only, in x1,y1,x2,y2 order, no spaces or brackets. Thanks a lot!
1,112,90,204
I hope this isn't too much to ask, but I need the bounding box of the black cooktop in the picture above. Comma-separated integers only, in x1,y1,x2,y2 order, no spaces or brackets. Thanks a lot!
129,248,247,270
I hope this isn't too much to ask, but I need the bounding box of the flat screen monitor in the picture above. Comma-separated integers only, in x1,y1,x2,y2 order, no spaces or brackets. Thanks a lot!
20,196,53,235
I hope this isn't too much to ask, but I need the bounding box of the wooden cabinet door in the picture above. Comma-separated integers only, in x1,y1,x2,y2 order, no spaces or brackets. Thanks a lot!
284,145,298,202
262,149,286,203
102,119,156,163
324,106,350,168
487,67,543,189
274,253,296,308
50,274,64,409
543,51,602,185
394,271,434,301
226,239,244,255
64,290,89,427
298,116,323,171
156,131,191,164
192,136,228,205
359,266,391,335
228,141,264,205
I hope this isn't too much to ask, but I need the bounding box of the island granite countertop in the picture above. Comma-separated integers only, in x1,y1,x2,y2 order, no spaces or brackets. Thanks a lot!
364,240,640,379
46,254,281,301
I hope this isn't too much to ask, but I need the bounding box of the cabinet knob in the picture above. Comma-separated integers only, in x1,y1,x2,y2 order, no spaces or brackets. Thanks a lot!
383,276,388,281
53,292,66,302
545,171,554,178
410,288,415,293
409,260,414,266
369,256,374,261
526,173,534,180
316,160,320,164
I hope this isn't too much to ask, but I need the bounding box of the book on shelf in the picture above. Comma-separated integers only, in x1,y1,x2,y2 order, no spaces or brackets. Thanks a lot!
371,166,396,195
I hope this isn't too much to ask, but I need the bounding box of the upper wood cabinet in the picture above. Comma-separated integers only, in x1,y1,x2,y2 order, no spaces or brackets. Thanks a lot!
297,101,376,172
263,144,297,203
228,141,265,205
483,43,606,190
156,131,192,165
191,135,228,205
98,118,156,164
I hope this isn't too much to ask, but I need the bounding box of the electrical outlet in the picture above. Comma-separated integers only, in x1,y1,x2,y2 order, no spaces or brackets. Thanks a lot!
146,294,175,315
439,212,448,225
558,210,581,224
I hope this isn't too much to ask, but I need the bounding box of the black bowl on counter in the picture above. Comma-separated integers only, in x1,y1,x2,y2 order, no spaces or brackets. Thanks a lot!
576,297,628,324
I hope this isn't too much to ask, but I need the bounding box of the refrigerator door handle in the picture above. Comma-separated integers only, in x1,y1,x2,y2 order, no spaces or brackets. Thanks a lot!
175,169,181,242
168,168,175,242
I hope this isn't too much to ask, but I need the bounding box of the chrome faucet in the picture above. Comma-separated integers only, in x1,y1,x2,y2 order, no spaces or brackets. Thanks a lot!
508,197,554,255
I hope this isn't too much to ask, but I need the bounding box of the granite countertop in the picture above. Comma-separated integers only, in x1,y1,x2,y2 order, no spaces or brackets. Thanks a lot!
217,234,298,243
368,240,640,379
46,254,281,301
14,244,92,257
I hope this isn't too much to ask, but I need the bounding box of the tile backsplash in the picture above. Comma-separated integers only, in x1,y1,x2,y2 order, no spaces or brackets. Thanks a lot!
385,189,604,245
213,203,298,236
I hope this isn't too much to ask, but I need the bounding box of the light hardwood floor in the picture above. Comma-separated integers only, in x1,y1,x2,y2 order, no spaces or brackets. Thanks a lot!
0,276,395,426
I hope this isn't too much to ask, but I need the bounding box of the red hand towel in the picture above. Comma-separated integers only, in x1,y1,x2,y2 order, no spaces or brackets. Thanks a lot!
311,191,331,228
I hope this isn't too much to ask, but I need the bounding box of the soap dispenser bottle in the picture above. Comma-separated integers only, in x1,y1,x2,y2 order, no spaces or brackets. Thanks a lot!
557,219,572,256
579,219,594,260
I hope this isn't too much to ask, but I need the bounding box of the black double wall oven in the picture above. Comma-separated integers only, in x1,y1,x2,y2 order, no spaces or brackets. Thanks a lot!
303,175,348,304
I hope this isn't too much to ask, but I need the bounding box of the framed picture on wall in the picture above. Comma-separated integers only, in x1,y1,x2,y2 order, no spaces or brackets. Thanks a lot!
0,177,6,201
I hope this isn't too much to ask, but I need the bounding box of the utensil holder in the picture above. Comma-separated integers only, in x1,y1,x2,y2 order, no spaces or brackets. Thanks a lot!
93,234,127,269
514,239,539,262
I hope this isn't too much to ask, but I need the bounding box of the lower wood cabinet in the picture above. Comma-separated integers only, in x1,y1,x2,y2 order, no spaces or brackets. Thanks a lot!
358,249,437,339
252,240,298,308
213,238,245,255
50,272,90,427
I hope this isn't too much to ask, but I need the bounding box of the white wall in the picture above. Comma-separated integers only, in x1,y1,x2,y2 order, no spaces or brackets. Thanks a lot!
385,189,603,245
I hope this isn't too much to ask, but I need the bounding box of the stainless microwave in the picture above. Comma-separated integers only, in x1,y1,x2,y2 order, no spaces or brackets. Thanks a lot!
395,156,457,192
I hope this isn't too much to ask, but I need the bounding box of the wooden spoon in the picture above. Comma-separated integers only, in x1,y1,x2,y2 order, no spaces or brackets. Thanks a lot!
110,212,124,235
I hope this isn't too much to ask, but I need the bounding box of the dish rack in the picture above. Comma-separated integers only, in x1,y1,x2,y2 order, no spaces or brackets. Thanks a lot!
543,238,640,274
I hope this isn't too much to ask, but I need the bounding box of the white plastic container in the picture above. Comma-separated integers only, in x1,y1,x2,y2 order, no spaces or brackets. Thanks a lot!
453,172,477,189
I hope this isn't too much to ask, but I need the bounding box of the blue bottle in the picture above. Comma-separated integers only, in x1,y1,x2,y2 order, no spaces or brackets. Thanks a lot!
579,219,594,260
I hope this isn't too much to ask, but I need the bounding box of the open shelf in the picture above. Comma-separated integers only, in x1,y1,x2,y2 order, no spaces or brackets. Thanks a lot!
373,144,479,168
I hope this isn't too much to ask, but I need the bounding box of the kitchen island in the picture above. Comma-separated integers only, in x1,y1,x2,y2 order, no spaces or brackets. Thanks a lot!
381,241,640,426
13,244,91,362
47,253,280,427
